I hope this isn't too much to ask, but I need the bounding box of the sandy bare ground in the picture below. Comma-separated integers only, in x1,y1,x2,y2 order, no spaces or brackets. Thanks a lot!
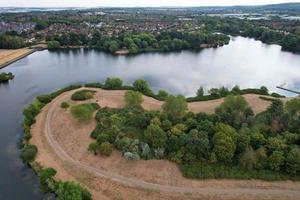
30,88,300,200
0,48,35,68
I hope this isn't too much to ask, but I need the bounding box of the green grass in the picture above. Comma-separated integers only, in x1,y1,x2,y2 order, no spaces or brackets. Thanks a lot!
71,103,99,121
181,163,300,181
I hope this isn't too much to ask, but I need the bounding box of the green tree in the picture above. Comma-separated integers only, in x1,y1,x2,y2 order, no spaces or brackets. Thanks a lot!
108,41,119,53
133,79,152,95
47,40,61,49
56,181,91,200
157,90,169,100
124,90,143,109
268,150,284,171
196,86,204,97
144,123,167,148
215,95,253,128
104,77,123,89
286,99,300,116
212,123,237,163
21,145,38,163
286,147,300,175
99,142,113,156
239,147,257,170
162,95,187,123
39,168,57,192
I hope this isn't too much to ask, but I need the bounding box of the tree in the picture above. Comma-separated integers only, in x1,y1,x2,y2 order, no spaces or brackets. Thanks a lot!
286,99,300,116
268,150,284,171
185,129,210,159
162,95,188,123
215,95,253,128
56,181,91,200
99,142,113,156
0,35,24,49
21,145,37,163
157,90,169,100
144,123,167,148
47,40,61,49
104,77,123,89
133,79,152,95
239,147,257,170
212,123,237,163
39,168,57,192
108,41,119,53
196,87,204,97
124,90,143,109
286,147,300,175
71,104,95,121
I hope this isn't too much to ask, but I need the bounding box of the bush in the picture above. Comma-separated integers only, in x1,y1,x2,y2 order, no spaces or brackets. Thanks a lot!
60,102,70,109
71,90,95,101
56,181,92,200
99,142,113,156
104,77,123,89
21,145,38,163
47,40,61,49
88,142,100,155
71,104,96,121
37,94,53,104
162,95,187,122
133,79,153,96
124,90,143,109
39,168,57,192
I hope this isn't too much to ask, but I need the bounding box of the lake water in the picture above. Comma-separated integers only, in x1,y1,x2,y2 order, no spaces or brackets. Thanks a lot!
0,36,300,199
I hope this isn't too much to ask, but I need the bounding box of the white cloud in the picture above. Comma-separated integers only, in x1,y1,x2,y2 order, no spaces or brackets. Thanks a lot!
0,0,299,7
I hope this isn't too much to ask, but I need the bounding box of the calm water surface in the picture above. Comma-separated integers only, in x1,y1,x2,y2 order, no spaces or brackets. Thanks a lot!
0,36,300,199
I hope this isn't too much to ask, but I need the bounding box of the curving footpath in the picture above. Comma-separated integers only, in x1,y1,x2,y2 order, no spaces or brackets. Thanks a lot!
43,90,300,199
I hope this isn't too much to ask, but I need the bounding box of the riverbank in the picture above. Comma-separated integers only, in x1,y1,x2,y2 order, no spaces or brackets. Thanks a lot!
28,87,300,200
0,44,47,69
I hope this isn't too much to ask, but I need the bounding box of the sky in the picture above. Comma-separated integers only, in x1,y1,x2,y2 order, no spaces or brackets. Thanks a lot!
0,0,299,8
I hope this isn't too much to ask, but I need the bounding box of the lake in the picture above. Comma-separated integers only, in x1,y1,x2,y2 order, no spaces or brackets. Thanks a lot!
0,36,299,199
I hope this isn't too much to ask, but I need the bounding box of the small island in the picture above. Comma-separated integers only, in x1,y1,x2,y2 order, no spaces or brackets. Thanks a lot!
21,78,300,200
0,72,14,83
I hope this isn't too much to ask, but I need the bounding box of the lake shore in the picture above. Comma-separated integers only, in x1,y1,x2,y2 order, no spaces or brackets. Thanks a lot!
29,87,300,200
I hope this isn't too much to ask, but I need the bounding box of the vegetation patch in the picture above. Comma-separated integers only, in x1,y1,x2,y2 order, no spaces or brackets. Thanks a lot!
71,103,99,121
60,102,70,109
71,90,96,101
0,72,14,83
88,90,300,181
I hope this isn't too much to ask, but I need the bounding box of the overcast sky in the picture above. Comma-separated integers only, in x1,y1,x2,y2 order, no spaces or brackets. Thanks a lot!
0,0,299,7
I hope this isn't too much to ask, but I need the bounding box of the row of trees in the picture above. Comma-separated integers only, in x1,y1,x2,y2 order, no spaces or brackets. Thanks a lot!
88,81,300,179
0,34,24,49
46,30,230,54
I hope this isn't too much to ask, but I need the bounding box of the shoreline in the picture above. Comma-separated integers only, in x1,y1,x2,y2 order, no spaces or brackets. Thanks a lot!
0,45,46,69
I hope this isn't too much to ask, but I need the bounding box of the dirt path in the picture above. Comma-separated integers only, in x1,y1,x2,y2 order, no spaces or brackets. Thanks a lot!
0,48,35,68
31,88,300,200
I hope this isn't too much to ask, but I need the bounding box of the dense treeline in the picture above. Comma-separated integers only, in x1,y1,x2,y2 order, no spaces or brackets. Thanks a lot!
0,34,24,49
47,31,230,54
202,17,300,54
89,88,300,180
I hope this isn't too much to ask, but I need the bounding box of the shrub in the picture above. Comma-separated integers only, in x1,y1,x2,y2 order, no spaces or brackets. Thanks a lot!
124,90,143,109
88,142,100,155
60,102,70,109
104,77,123,89
239,147,257,170
56,181,92,200
133,79,153,95
37,94,53,104
157,90,169,100
124,152,140,160
39,168,57,192
286,147,300,175
268,150,284,171
21,144,38,163
47,40,61,49
162,95,187,123
71,104,96,121
71,90,95,101
99,142,113,156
